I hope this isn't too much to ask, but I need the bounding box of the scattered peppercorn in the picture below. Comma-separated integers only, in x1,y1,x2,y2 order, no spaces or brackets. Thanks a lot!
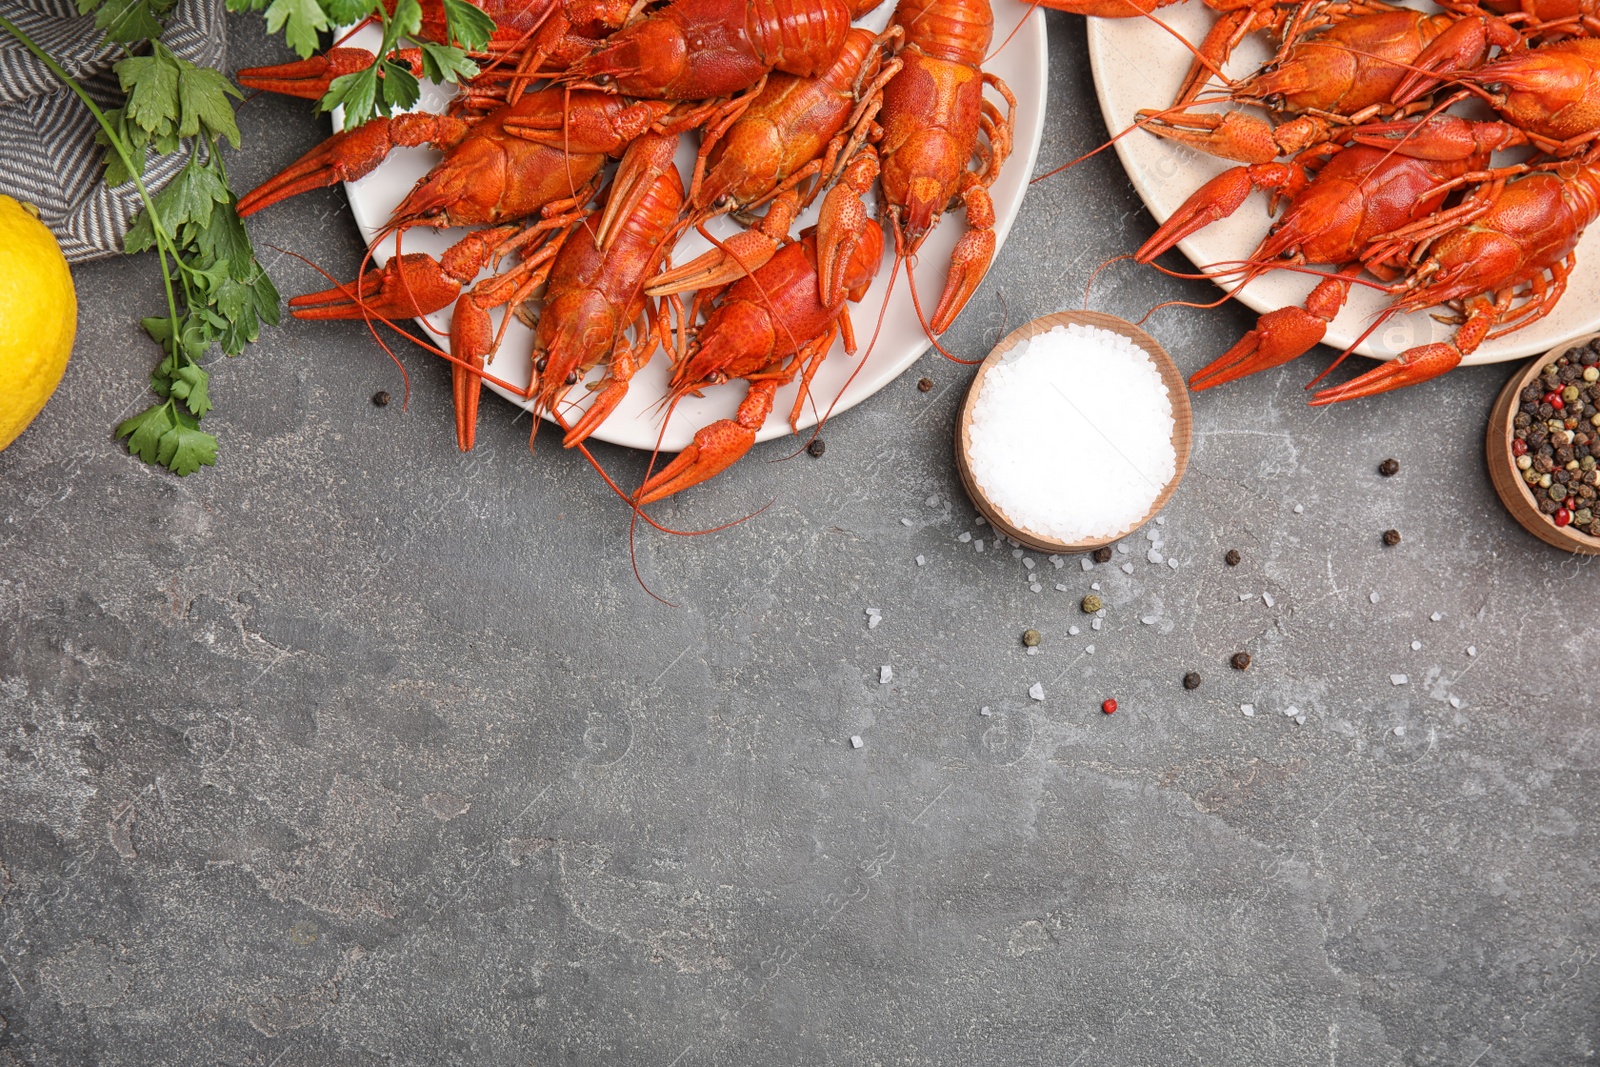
1092,546,1113,564
372,390,391,407
1231,651,1251,670
917,377,934,392
1378,457,1400,476
1101,698,1117,715
1022,629,1041,648
1182,671,1202,690
1080,594,1103,613
1382,528,1402,546
807,438,826,457
1224,548,1241,566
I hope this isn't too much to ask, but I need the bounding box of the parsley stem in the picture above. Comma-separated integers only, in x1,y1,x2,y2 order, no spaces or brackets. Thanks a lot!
0,13,185,351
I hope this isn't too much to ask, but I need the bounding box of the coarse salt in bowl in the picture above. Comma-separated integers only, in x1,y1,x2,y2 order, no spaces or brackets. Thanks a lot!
956,311,1192,551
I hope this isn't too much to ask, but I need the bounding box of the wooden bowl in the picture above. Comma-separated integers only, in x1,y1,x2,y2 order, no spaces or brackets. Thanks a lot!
1486,332,1600,555
954,310,1193,554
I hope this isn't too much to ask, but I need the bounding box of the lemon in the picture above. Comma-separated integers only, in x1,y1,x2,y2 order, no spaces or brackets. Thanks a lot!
0,195,77,451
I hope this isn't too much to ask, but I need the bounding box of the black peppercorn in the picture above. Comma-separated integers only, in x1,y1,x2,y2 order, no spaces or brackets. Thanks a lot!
807,438,826,457
1182,672,1201,690
1382,528,1401,546
1523,384,1543,403
1092,546,1113,564
1231,652,1251,670
372,390,391,407
1540,497,1560,515
1378,458,1400,476
1224,548,1241,566
917,377,934,392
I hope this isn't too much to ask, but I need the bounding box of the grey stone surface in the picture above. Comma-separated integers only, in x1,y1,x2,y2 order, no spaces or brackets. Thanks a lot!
2,10,1598,1066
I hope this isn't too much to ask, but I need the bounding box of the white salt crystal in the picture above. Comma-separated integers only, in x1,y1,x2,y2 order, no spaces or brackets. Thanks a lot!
965,324,1179,541
916,555,927,566
1390,673,1408,685
1168,558,1179,570
868,616,881,630
1411,640,1421,651
1027,645,1039,654
980,706,992,716
1155,516,1165,525
1055,583,1069,591
958,531,972,543
1262,592,1275,608
1023,557,1036,569
1147,549,1164,564
850,735,864,749
1449,695,1462,708
1241,704,1255,716
1431,612,1443,622
1284,705,1300,717
975,540,985,552
1030,583,1042,593
1293,504,1304,514
975,515,988,525
901,518,914,527
1141,614,1159,625
1092,618,1103,630
1145,528,1159,542
1393,726,1406,738
1369,592,1380,604
1121,562,1134,574
880,665,893,684
1239,593,1254,602
1091,581,1101,590
1049,555,1062,565
1085,644,1096,654
1068,625,1080,635
925,495,939,507
1080,557,1093,571
1007,537,1021,548
1295,714,1307,725
1118,542,1129,554
1029,683,1045,702
865,607,880,616
1096,609,1106,618
1012,548,1024,559
1467,645,1478,657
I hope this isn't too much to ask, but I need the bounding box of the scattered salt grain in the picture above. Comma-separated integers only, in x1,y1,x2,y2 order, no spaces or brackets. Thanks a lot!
1390,673,1408,685
925,495,939,507
958,531,972,543
980,706,992,716
1080,557,1093,571
850,735,864,749
1012,548,1024,559
1118,542,1129,554
880,665,893,684
1241,704,1255,716
1023,557,1036,569
1410,640,1421,651
1467,645,1478,657
1284,705,1300,718
868,616,881,630
1293,503,1304,514
1091,581,1101,590
1147,549,1164,564
1155,516,1165,525
1145,528,1158,542
1430,612,1443,622
1168,558,1179,570
1393,725,1406,738
1085,644,1096,654
1369,592,1380,604
1121,562,1134,574
1055,583,1069,591
1141,614,1160,625
1096,608,1106,618
916,555,927,566
975,540,985,552
1030,583,1043,593
1029,683,1045,702
966,323,1176,543
1295,714,1307,725
975,515,988,525
1092,618,1103,630
1239,593,1254,602
1262,592,1275,608
1049,555,1062,565
1449,695,1462,708
1068,625,1080,635
901,518,914,527
865,607,880,617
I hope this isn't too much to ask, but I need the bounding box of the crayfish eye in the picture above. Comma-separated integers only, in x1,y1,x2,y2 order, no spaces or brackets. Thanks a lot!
565,371,579,385
536,356,549,372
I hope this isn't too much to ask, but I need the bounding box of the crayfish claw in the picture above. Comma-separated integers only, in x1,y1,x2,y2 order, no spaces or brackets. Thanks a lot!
1136,108,1285,165
1309,342,1462,405
236,48,419,100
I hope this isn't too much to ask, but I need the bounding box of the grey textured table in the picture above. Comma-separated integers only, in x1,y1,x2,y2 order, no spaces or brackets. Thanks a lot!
3,11,1596,1066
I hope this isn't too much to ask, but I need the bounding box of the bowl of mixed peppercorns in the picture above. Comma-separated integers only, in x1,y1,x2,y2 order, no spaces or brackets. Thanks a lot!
1488,333,1600,554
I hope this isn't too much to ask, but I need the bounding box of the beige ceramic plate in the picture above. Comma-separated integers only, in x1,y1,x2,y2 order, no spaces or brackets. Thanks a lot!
955,310,1193,553
1085,2,1600,363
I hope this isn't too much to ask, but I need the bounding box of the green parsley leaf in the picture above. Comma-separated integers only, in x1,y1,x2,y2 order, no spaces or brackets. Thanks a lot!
177,63,243,147
81,0,173,44
263,0,330,59
441,0,495,50
323,0,378,22
418,41,478,85
117,402,178,464
379,59,421,110
168,363,212,417
324,65,377,123
157,411,218,475
389,0,423,39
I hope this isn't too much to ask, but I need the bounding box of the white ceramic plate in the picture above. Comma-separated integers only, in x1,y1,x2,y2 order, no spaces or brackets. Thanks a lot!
334,1,1047,451
1086,2,1600,363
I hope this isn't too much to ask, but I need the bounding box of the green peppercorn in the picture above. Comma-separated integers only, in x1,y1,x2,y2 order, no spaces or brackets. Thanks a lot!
1525,469,1543,486
1566,385,1582,403
1551,484,1569,502
1551,419,1567,432
1586,367,1599,383
1577,509,1594,526
1022,629,1041,648
1081,594,1102,613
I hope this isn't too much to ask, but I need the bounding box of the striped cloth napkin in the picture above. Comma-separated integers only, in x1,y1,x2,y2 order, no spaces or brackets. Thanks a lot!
0,0,225,263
